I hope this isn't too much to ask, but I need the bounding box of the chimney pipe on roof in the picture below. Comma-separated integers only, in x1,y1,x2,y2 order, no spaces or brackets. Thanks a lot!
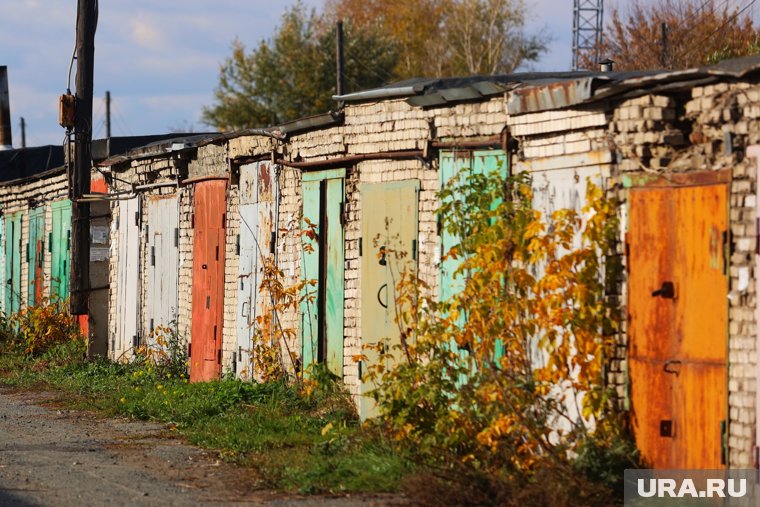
0,66,12,150
599,58,614,73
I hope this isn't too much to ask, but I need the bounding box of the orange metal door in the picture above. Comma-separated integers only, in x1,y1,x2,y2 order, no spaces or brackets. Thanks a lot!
190,180,227,382
628,184,727,469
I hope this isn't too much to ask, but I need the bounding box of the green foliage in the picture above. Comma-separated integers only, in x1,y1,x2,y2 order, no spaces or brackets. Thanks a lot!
0,298,83,357
367,168,629,504
202,2,399,130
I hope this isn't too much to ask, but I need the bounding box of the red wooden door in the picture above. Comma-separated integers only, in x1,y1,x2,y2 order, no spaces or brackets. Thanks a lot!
628,183,728,469
190,179,227,382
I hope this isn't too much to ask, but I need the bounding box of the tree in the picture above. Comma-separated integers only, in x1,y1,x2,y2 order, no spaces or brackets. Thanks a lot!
582,0,760,71
326,0,547,78
202,3,398,131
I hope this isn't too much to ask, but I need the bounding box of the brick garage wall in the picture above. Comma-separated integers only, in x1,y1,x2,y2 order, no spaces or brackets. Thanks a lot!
280,96,507,403
608,84,759,467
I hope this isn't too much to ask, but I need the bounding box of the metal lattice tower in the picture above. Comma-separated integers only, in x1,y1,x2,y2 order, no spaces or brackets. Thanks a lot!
572,0,604,70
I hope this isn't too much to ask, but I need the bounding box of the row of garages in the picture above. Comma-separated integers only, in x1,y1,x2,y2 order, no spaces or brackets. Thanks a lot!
3,56,760,469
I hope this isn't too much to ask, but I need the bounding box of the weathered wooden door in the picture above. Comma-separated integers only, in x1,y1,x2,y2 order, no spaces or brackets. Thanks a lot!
628,183,728,469
27,207,45,305
50,200,72,302
4,212,21,314
145,195,179,342
113,197,140,360
301,169,345,377
236,162,278,379
359,181,419,418
190,179,227,382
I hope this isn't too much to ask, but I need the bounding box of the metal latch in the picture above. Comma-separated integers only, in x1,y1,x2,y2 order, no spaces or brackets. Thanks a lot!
660,420,673,437
652,281,675,299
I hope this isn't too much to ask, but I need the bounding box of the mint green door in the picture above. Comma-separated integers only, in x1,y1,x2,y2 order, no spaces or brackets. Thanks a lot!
301,169,345,377
438,149,507,360
4,212,22,313
27,207,45,305
50,200,72,302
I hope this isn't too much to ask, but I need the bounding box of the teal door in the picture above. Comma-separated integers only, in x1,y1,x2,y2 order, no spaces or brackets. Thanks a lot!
439,149,507,302
439,149,507,360
301,169,345,377
50,200,72,301
27,207,45,305
4,212,22,313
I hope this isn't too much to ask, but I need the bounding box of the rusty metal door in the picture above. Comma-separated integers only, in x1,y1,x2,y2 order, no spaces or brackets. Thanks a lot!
359,180,419,419
628,183,728,469
190,179,227,382
113,196,140,360
236,162,278,379
27,207,45,305
301,169,345,377
145,195,179,344
4,212,21,314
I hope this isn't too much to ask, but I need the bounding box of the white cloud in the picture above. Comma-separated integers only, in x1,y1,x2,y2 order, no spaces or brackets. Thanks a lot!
128,15,169,49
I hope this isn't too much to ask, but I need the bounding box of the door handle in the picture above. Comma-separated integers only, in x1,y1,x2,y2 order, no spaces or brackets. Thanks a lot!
652,281,675,299
664,360,681,376
377,283,388,309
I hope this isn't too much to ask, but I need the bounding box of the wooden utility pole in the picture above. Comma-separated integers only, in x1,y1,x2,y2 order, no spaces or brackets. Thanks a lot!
336,20,345,96
105,90,111,139
70,0,97,315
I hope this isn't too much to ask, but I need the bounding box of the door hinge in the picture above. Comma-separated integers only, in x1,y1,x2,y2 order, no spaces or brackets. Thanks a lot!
412,239,417,261
270,231,277,254
25,243,29,263
217,348,222,364
145,225,149,237
721,420,727,465
151,246,155,266
215,245,219,261
48,232,52,252
359,237,362,257
188,343,192,358
134,211,139,227
236,234,240,255
339,202,346,227
174,228,179,248
191,214,195,228
222,213,226,228
149,319,154,333
722,230,731,275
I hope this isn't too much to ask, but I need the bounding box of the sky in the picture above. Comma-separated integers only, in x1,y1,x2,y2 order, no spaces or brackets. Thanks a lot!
1,0,756,148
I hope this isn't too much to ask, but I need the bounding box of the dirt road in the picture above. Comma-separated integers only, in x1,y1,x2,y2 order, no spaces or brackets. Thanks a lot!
0,385,402,506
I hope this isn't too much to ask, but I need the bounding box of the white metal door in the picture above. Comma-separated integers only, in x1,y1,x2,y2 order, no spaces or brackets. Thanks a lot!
113,196,140,361
236,162,278,379
145,195,179,348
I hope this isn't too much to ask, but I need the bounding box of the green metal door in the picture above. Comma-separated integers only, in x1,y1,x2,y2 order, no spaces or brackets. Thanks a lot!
439,149,507,361
4,212,22,313
27,207,45,305
359,180,419,419
50,200,72,301
301,169,345,377
439,149,507,301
